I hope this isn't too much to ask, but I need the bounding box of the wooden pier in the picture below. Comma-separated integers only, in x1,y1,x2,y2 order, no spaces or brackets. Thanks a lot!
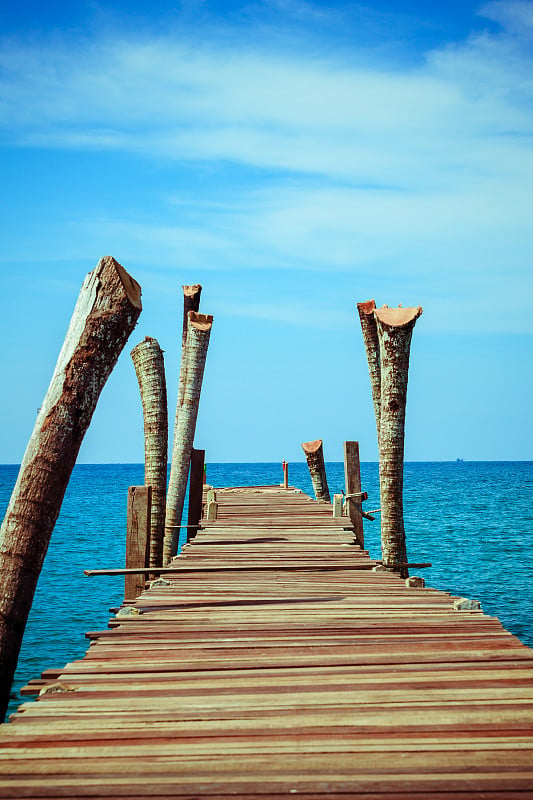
1,485,533,797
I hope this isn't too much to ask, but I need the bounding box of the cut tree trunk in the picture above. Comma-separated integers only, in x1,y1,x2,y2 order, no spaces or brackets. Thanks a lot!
375,305,422,576
175,285,202,429
301,439,331,503
0,256,141,719
357,299,381,441
131,337,168,568
164,285,202,564
164,311,213,563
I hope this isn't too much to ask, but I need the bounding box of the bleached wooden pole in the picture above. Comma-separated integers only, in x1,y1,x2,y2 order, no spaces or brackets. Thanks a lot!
375,306,422,576
357,299,381,441
131,337,168,568
164,312,213,563
0,256,141,719
301,439,331,503
343,441,364,547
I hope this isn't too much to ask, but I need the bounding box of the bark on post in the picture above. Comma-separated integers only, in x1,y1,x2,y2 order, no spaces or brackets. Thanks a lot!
301,439,331,503
187,448,205,542
375,306,422,576
357,300,381,441
343,440,364,547
131,337,168,568
0,256,141,719
175,285,202,426
125,486,152,601
164,312,213,563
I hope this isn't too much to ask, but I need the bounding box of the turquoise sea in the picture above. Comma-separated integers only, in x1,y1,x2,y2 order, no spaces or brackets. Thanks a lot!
1,460,532,721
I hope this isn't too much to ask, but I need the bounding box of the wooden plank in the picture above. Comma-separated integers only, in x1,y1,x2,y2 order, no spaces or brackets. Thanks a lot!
2,483,533,798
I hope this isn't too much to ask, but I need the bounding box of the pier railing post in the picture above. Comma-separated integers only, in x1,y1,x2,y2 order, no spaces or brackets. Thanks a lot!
131,337,168,568
357,300,381,442
282,460,289,489
343,441,364,547
125,486,152,601
165,311,213,562
358,301,422,576
301,440,331,503
0,256,141,719
175,285,202,423
187,448,205,542
374,306,422,576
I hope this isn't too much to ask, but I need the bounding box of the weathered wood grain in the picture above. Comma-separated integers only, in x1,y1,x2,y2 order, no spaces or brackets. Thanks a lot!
2,484,533,797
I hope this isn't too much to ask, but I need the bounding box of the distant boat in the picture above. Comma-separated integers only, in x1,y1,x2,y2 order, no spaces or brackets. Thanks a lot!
456,458,464,463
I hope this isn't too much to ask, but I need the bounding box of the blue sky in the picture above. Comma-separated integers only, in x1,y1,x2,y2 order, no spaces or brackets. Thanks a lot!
0,0,532,464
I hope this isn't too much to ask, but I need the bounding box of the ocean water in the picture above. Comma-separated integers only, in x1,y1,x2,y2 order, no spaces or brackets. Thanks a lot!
1,460,532,722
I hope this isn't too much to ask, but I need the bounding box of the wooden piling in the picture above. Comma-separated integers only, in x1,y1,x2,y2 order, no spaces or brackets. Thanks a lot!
301,440,330,502
0,256,141,719
131,337,168,568
374,305,422,576
343,440,364,547
125,486,152,601
165,312,213,562
175,285,202,429
357,299,381,440
164,286,202,563
187,448,205,542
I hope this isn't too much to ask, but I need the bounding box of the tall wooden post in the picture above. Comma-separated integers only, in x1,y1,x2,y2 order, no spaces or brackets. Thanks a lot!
125,486,152,601
357,300,381,441
0,256,141,719
301,439,330,503
343,441,364,547
282,460,289,489
131,337,168,568
175,285,202,428
374,306,422,576
187,448,205,542
165,312,213,563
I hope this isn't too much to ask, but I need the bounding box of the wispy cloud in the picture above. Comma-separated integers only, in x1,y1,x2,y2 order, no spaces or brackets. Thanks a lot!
0,1,532,331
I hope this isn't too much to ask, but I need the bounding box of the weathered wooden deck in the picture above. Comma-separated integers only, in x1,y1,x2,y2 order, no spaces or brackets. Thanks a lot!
1,485,533,798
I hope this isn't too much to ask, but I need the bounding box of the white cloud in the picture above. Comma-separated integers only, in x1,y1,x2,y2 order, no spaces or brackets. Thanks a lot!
2,16,531,185
481,0,533,35
0,2,532,332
